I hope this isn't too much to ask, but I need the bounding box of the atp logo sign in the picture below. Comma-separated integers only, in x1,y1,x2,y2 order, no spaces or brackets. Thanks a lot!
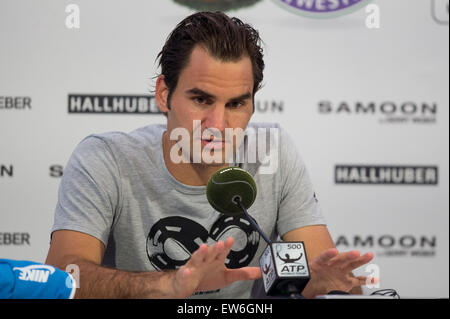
274,243,308,276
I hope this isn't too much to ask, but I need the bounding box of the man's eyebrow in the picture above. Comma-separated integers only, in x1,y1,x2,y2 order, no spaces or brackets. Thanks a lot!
229,92,252,102
185,88,252,101
185,88,215,99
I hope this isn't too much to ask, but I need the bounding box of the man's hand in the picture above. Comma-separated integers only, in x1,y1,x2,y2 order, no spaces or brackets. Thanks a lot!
170,237,262,298
302,248,375,298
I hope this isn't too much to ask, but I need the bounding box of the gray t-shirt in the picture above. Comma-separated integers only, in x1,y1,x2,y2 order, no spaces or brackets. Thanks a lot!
51,122,326,299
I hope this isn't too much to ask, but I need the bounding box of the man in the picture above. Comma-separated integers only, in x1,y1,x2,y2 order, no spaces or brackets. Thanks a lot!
46,11,373,299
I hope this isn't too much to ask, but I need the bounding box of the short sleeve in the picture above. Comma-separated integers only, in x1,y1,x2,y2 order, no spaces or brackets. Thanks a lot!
276,127,326,237
50,136,121,247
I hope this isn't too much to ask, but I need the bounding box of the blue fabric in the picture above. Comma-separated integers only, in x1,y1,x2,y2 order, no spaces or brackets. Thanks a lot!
0,259,75,299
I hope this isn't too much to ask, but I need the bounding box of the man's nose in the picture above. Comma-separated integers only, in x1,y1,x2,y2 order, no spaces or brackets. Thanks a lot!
204,105,227,132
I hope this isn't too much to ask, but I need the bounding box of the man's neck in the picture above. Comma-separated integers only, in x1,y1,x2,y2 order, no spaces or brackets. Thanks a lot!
162,131,229,186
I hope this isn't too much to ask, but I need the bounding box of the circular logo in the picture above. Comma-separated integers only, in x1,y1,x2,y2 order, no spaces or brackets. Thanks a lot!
173,0,263,12
271,0,373,19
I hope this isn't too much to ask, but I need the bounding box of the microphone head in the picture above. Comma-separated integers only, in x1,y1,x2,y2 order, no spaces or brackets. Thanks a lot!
206,166,257,216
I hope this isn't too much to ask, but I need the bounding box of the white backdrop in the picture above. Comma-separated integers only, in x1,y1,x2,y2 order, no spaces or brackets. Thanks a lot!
1,0,448,298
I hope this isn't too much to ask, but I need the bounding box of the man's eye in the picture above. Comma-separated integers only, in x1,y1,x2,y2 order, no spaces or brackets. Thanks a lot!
193,97,209,104
228,101,244,108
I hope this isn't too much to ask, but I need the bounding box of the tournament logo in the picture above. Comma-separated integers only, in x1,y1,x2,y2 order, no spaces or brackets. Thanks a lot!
68,94,161,114
255,100,284,114
274,243,308,276
318,101,437,124
336,234,437,258
49,165,64,178
260,245,277,292
0,164,13,178
0,96,32,110
271,0,372,19
172,0,262,11
335,165,439,185
0,232,30,245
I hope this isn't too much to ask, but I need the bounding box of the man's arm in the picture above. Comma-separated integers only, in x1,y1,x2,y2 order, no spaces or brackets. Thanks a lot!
282,225,371,297
45,230,175,298
282,225,335,260
46,230,261,299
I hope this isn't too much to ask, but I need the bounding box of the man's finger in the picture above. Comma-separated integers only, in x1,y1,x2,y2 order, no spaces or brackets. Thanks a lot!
328,250,361,266
313,248,339,266
362,275,380,287
216,237,234,261
351,276,370,288
205,241,224,263
225,267,262,284
343,252,374,272
189,243,208,266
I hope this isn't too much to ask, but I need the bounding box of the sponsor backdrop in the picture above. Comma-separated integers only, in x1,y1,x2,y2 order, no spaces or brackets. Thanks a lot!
0,0,448,298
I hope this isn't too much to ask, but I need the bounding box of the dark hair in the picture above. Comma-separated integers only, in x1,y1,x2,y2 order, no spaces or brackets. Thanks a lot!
156,11,264,111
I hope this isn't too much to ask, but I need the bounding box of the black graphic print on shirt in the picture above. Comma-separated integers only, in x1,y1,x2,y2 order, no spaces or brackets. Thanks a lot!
146,215,261,270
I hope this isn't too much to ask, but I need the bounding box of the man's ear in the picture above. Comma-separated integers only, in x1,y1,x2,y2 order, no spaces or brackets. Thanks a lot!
155,75,170,113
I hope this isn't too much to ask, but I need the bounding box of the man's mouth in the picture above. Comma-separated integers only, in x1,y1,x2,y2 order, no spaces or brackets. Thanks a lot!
201,136,225,149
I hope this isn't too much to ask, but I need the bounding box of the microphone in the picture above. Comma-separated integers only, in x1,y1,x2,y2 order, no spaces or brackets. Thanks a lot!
206,166,310,297
0,259,76,299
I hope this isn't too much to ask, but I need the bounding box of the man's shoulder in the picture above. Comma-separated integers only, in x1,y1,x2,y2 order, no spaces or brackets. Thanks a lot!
84,123,166,150
245,122,291,146
244,122,285,145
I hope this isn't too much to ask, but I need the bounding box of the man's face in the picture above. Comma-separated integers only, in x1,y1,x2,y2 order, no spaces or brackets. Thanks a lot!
157,45,254,166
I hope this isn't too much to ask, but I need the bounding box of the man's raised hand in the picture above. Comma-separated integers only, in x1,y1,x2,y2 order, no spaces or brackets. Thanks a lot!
170,237,261,298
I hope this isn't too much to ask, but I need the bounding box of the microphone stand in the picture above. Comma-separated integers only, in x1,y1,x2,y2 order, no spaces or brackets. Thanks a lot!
233,197,271,245
233,196,304,299
233,197,304,299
